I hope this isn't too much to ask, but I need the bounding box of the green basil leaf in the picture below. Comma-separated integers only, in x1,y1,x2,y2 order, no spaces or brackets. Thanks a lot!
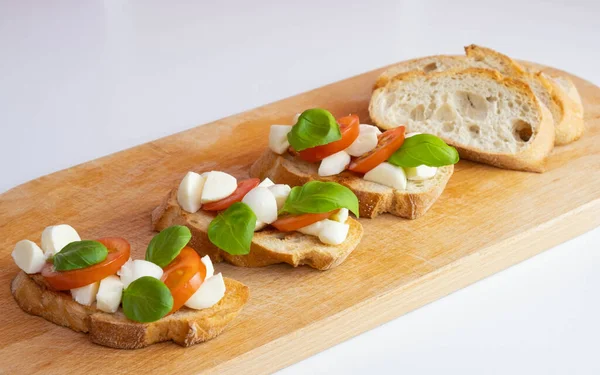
145,225,191,267
287,108,341,151
53,240,108,271
122,276,173,323
388,134,459,167
280,181,359,218
208,202,256,255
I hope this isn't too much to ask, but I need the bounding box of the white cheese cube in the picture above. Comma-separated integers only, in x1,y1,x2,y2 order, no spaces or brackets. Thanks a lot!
346,126,379,157
242,187,278,224
12,240,46,274
71,282,100,306
360,124,382,135
268,184,291,210
405,132,422,138
184,273,226,310
363,162,407,191
330,208,349,223
269,125,292,154
404,165,438,181
200,255,215,279
41,224,81,256
318,151,350,177
317,219,350,245
96,275,124,313
177,171,206,213
297,220,325,237
118,259,164,288
200,171,237,203
257,178,275,188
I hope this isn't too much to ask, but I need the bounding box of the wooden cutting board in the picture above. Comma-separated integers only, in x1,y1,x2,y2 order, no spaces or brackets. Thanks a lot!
1,62,599,375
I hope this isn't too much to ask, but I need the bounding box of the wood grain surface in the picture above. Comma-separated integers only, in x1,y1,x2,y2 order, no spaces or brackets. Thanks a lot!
1,62,599,375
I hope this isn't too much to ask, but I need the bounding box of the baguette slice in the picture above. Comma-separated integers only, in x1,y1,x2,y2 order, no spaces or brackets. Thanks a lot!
250,150,454,219
152,189,363,270
11,271,248,349
370,68,555,172
376,45,584,145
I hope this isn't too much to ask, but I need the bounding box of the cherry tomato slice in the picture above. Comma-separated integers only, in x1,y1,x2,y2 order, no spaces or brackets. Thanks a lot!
348,127,406,174
297,114,360,163
42,237,131,291
271,211,335,232
161,247,207,314
202,178,261,211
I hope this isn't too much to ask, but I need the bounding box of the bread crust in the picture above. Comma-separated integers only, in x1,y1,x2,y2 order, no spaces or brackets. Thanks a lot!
370,68,555,173
152,189,363,270
249,150,454,219
539,72,585,145
11,271,248,349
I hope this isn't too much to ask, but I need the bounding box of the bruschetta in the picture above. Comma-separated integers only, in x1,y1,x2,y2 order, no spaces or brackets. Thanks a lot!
250,109,459,219
10,224,248,349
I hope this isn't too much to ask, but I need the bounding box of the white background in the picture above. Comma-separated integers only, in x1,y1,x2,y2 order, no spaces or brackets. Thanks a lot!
1,1,599,374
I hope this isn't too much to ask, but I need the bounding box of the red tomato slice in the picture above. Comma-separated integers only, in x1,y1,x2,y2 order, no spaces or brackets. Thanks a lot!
42,237,131,291
297,114,360,163
348,127,406,174
271,211,335,232
161,247,207,314
202,178,261,211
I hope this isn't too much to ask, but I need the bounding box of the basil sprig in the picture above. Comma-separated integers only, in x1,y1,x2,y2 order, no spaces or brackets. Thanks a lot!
280,181,359,217
208,202,256,255
287,108,341,151
388,134,459,167
145,225,192,267
122,276,174,323
52,240,108,271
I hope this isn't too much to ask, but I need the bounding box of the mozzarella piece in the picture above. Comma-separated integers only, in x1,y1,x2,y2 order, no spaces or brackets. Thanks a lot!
297,220,325,237
200,171,237,203
402,132,437,181
254,220,267,232
177,171,206,213
268,184,291,210
11,240,46,274
257,177,274,188
364,162,407,191
405,165,438,181
293,113,301,123
118,259,164,288
269,125,292,154
330,208,349,223
184,273,226,310
41,224,81,256
360,124,382,135
200,255,214,279
96,275,124,313
242,187,278,224
317,219,350,245
346,126,379,157
318,151,350,177
71,281,100,306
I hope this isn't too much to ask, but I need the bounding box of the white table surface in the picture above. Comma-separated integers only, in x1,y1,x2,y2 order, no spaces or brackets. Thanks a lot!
1,1,599,374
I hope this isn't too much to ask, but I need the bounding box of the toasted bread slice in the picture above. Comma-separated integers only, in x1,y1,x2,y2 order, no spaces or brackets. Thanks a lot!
376,45,584,145
152,189,363,270
250,150,454,219
11,271,248,349
370,68,555,173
